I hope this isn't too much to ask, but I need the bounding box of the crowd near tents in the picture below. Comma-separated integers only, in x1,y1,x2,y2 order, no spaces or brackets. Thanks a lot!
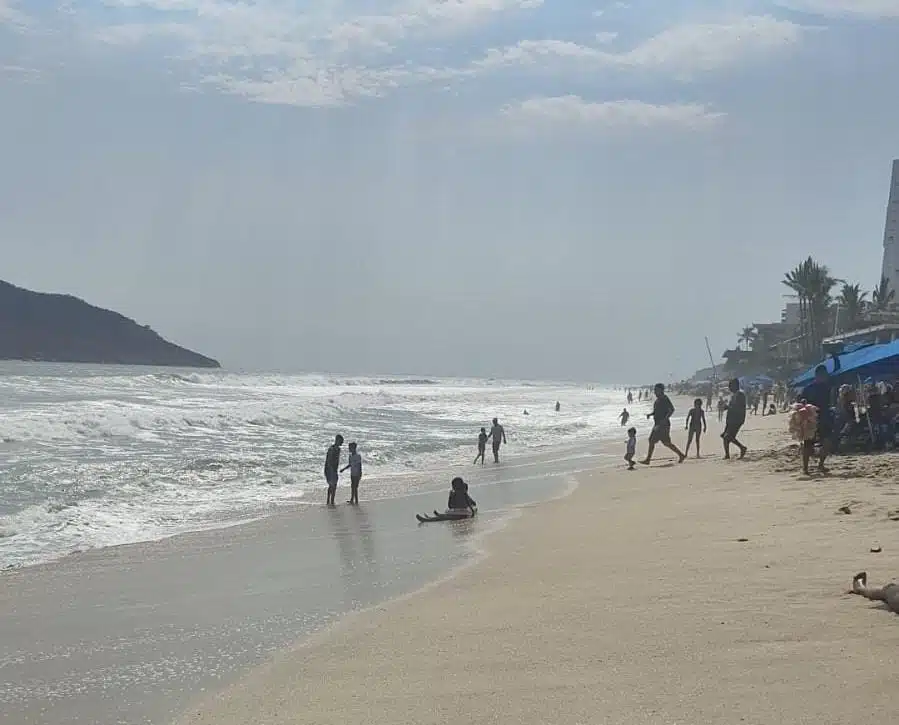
790,339,899,389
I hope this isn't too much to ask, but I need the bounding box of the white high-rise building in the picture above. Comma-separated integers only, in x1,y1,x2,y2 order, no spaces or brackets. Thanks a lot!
881,159,899,298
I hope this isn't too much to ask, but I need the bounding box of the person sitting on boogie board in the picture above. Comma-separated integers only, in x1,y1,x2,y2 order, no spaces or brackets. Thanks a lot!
447,477,477,515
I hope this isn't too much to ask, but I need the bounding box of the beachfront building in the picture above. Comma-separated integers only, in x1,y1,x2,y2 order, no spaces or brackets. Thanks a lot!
823,322,899,349
881,159,899,301
781,302,802,331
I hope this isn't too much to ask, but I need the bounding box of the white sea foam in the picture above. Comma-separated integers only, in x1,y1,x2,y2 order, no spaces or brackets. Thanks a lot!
0,363,637,569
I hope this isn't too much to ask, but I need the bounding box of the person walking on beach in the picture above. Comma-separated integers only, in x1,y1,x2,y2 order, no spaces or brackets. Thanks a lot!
717,396,726,422
799,353,841,475
487,418,507,463
324,434,344,506
684,398,707,458
340,441,362,504
722,379,747,460
624,427,637,470
619,408,630,426
474,427,488,465
627,390,633,405
640,383,686,465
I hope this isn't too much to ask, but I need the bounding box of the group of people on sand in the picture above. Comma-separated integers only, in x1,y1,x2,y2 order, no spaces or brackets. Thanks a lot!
621,380,749,469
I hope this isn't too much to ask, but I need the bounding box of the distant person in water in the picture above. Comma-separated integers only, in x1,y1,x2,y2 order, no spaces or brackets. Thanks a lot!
722,378,747,460
640,383,686,465
555,401,561,412
447,477,477,514
340,441,362,504
627,390,634,405
624,427,637,470
324,434,344,506
619,408,630,426
487,418,507,463
474,427,488,465
684,398,707,459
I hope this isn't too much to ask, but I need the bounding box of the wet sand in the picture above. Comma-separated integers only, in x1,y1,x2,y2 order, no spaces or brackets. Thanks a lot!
176,412,899,725
0,446,607,725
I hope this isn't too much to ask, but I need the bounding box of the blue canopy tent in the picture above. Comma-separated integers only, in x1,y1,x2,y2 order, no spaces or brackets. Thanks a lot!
790,339,899,389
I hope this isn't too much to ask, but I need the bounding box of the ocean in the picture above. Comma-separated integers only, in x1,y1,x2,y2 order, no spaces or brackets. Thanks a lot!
0,362,632,570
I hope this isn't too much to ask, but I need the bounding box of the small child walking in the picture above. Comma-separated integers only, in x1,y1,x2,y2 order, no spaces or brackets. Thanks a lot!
684,398,707,459
340,441,363,504
474,427,488,465
624,427,637,470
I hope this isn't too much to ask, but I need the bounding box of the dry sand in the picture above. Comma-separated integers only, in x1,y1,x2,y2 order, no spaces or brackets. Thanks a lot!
178,413,899,725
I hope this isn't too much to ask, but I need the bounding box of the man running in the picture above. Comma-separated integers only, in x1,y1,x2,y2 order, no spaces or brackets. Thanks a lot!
323,434,343,506
721,378,747,459
487,418,507,463
640,383,686,465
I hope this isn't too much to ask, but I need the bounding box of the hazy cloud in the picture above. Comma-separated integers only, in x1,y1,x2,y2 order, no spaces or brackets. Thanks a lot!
775,0,899,17
474,15,808,78
496,96,724,134
0,0,30,30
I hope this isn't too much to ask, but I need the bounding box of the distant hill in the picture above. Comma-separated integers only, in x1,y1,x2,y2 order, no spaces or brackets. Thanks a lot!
0,280,220,368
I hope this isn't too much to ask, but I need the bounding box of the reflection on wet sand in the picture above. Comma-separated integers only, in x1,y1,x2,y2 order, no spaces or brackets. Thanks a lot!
328,504,380,610
0,447,603,725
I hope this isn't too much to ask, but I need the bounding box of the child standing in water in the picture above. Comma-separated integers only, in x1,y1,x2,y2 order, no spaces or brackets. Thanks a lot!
684,398,707,458
624,427,637,470
474,427,488,465
340,441,363,504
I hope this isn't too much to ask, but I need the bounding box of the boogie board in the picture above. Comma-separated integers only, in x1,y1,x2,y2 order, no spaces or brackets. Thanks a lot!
416,509,475,523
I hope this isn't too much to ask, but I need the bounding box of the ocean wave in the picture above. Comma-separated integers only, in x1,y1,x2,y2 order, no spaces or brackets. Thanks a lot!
0,367,627,569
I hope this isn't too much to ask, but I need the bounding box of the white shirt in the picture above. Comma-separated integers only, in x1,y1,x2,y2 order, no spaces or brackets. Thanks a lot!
348,452,362,477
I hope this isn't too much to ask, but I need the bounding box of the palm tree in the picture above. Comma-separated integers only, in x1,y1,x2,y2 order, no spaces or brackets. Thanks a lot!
783,259,813,357
738,325,758,351
782,256,839,359
806,261,839,349
872,276,896,311
836,282,868,333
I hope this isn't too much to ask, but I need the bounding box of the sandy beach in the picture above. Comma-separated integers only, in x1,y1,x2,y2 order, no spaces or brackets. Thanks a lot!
177,412,899,725
0,445,600,725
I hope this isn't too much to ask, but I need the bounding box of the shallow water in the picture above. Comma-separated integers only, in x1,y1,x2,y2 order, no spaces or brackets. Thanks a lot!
0,362,635,569
0,447,609,725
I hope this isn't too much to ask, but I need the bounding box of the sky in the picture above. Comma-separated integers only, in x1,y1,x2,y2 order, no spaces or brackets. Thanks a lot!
2,0,899,382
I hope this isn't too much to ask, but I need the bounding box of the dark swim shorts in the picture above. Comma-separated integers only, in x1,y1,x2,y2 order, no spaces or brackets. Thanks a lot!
325,471,338,487
649,422,671,445
722,421,743,441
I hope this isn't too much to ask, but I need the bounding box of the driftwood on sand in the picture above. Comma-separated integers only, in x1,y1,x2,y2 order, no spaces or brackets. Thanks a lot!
851,572,899,614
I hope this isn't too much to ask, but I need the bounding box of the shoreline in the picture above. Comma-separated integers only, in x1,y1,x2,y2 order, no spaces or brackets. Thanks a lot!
0,441,612,574
0,375,644,572
175,412,899,725
0,442,611,725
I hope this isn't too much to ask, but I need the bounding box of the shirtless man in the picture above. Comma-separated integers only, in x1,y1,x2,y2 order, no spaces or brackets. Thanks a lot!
487,418,507,463
640,383,686,465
